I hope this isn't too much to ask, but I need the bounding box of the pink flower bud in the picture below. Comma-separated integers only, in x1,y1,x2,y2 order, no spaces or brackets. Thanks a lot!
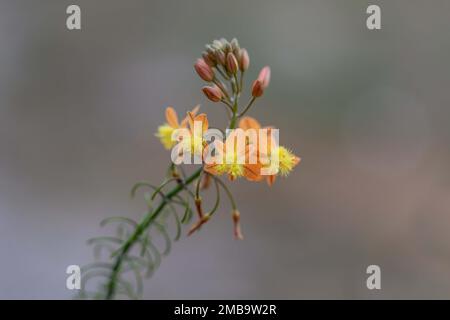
251,80,264,97
231,38,239,51
239,48,249,71
251,66,271,97
257,66,271,87
202,52,216,67
202,85,222,102
231,38,240,57
194,58,214,82
226,52,238,74
215,50,226,66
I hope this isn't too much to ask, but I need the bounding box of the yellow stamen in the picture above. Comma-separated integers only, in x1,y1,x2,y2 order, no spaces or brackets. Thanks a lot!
228,163,244,179
277,146,298,176
212,151,245,179
156,124,175,149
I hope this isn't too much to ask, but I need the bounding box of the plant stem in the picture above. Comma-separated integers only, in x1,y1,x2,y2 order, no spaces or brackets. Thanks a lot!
237,96,256,118
215,65,230,81
105,167,202,299
228,89,240,130
213,78,230,101
213,176,237,210
233,74,240,95
239,72,244,94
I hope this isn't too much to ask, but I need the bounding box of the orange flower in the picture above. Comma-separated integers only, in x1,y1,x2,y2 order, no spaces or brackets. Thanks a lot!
186,110,209,135
203,132,262,182
171,109,209,163
155,105,199,149
238,116,301,186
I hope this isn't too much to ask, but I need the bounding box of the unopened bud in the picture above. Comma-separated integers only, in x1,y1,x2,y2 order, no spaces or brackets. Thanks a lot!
258,66,271,87
224,42,232,53
215,50,226,66
213,39,224,50
251,80,264,97
194,58,215,82
219,38,229,48
205,44,215,55
226,52,238,74
251,66,271,97
232,210,244,240
239,48,250,71
231,38,240,55
202,85,222,102
202,51,216,67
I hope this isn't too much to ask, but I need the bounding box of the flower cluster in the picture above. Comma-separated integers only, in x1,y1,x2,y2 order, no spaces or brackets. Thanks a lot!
156,38,301,239
81,38,302,300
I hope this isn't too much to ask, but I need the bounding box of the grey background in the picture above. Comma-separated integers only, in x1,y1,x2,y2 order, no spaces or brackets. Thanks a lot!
1,0,450,298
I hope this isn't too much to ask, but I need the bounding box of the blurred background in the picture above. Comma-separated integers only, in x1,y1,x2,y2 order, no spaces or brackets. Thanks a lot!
1,0,450,299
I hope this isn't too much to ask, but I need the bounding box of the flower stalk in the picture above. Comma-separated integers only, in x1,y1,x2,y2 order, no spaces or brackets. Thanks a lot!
105,168,202,299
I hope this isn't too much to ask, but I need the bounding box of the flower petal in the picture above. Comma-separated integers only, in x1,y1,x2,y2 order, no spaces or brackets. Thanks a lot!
181,105,200,128
195,113,209,132
204,163,221,176
165,106,179,128
239,116,261,130
266,175,276,186
243,163,263,181
187,111,195,131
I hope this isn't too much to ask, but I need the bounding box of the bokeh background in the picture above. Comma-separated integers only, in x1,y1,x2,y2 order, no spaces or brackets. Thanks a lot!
1,0,450,299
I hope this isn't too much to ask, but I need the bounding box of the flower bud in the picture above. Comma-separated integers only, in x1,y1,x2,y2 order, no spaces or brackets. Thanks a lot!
224,42,232,53
231,38,240,56
251,80,264,97
232,210,243,240
219,38,228,46
215,50,226,66
202,85,222,102
239,48,249,71
251,66,271,97
213,39,224,49
202,51,216,67
194,58,215,82
226,52,238,74
205,44,215,55
258,66,271,87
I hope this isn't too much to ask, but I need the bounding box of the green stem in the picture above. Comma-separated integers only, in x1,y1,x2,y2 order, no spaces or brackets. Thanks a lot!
206,178,221,216
213,176,237,210
237,96,256,118
105,168,202,299
239,72,244,94
228,91,239,130
213,78,230,101
215,66,230,81
195,170,203,200
233,74,240,95
221,99,234,113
